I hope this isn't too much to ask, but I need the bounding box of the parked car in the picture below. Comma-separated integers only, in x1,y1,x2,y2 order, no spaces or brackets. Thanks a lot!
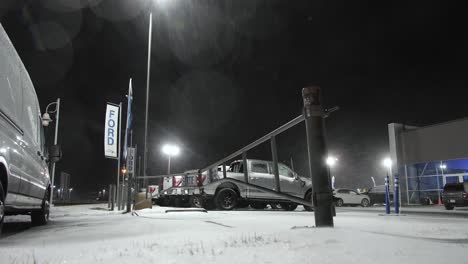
364,185,394,205
0,23,60,234
442,182,468,210
333,189,371,207
201,159,313,211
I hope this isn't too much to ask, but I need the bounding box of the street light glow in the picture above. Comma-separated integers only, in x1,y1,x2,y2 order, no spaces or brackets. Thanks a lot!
162,144,180,156
382,157,392,168
440,164,447,169
326,156,338,167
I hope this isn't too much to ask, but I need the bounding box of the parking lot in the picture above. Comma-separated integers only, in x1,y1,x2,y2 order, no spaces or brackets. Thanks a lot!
1,205,467,264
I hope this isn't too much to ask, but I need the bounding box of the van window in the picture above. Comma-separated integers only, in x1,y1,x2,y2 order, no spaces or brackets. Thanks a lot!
22,71,40,146
0,36,22,124
39,124,45,153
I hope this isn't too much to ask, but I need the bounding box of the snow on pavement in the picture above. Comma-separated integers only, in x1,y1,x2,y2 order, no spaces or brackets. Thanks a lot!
0,204,467,264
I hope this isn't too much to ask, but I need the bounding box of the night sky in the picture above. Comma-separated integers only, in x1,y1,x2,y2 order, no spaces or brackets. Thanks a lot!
1,1,467,194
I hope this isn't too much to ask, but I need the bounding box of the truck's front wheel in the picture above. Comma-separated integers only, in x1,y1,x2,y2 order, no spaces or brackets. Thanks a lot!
215,188,238,210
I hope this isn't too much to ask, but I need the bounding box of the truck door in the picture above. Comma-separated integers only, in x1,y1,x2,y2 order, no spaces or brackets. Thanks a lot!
278,163,302,197
249,160,274,199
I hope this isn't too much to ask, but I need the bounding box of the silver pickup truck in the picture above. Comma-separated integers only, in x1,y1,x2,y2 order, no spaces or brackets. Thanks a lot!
0,23,60,234
200,159,313,211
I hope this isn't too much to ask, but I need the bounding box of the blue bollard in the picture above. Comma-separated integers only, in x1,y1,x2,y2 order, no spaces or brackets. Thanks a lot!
385,175,390,214
394,177,400,214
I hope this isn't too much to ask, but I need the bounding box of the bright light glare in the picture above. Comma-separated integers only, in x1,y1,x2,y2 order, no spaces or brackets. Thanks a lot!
440,164,447,169
162,144,180,156
326,156,338,167
382,157,392,168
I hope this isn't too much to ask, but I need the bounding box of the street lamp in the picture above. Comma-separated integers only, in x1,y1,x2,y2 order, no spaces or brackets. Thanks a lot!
326,156,338,189
382,157,393,178
43,98,61,206
382,157,393,189
143,2,154,189
162,144,180,174
326,156,338,167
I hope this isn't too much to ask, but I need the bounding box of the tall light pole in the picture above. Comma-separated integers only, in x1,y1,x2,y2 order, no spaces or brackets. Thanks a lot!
162,144,180,174
438,163,446,205
143,11,153,187
42,98,60,206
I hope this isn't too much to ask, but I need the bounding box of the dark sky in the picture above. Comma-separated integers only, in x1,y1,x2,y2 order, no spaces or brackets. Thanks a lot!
1,0,468,193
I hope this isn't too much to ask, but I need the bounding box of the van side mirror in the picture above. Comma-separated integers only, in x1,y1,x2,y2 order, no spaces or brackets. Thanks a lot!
49,144,62,163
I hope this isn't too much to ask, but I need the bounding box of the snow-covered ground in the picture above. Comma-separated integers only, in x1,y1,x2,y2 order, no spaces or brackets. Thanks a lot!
1,204,467,264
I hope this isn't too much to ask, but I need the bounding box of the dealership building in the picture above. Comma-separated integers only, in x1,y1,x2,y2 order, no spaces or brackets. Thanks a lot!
388,118,468,204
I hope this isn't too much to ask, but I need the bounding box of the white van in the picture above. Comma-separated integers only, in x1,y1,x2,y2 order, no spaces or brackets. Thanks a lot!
0,23,60,234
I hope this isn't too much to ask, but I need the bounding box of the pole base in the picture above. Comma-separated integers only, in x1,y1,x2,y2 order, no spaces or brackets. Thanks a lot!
378,213,406,216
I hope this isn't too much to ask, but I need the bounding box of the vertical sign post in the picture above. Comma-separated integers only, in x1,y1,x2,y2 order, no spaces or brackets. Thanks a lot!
394,177,400,214
104,102,121,209
126,147,135,213
385,174,391,214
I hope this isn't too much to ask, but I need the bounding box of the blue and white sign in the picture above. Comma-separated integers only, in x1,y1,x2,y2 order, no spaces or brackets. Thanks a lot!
104,103,120,158
126,147,135,174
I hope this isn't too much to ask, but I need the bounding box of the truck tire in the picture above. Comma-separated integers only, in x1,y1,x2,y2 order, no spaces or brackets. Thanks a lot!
304,191,313,211
0,182,4,234
189,195,203,208
31,189,50,226
215,188,238,210
249,202,267,210
281,203,298,211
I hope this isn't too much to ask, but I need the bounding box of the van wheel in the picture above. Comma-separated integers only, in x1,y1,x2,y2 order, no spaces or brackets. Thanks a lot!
31,190,50,226
304,191,313,211
189,195,203,208
0,182,5,234
215,188,238,210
